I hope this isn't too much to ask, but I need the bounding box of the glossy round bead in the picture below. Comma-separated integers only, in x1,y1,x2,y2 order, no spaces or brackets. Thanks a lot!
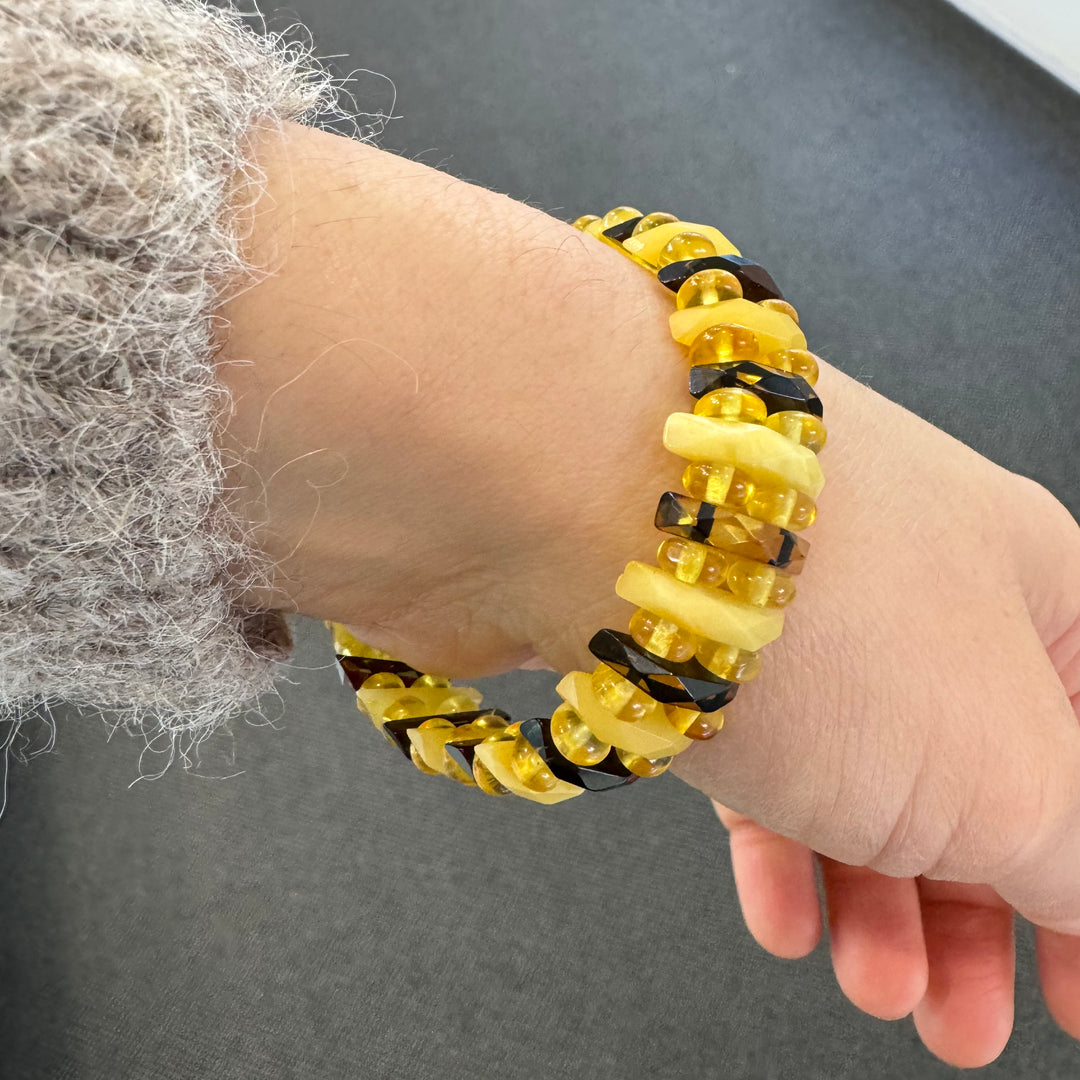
657,537,729,587
769,348,820,386
383,695,430,721
788,493,817,531
572,214,600,231
743,484,798,528
681,462,754,507
631,211,679,234
725,559,794,607
667,708,724,740
687,324,760,365
550,702,611,767
360,672,405,690
590,665,663,722
657,231,717,267
695,639,763,682
440,692,481,713
413,673,453,689
628,607,699,663
765,410,828,453
675,268,744,310
409,745,440,775
474,713,509,733
473,754,511,795
600,205,642,230
511,736,560,792
692,386,768,424
760,298,800,324
616,747,673,778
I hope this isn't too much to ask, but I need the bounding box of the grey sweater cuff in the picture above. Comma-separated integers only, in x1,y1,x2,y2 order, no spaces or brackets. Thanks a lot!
1,0,337,759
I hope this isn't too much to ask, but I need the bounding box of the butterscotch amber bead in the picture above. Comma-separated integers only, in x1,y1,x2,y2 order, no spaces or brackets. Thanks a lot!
657,537,729,587
658,232,717,267
616,747,673,778
760,298,800,324
676,269,743,310
510,736,561,792
550,702,611,766
410,744,440,775
590,664,665,722
693,386,768,425
688,324,760,365
632,211,679,234
770,348,820,386
361,672,405,690
696,639,763,682
681,462,754,507
628,607,699,663
473,755,511,795
601,205,642,230
766,411,828,453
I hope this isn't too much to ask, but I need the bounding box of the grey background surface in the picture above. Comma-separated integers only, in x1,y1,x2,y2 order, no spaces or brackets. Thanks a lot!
2,0,1078,1077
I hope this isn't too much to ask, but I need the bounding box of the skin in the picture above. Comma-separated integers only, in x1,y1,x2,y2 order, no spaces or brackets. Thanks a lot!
214,120,1080,1068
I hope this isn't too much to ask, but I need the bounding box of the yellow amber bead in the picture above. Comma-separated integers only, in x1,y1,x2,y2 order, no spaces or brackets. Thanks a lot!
550,702,611,766
440,692,481,713
590,664,665,723
474,713,509,733
628,607,699,663
572,214,601,231
383,695,431,721
616,747,673,778
730,557,796,607
769,348,820,386
360,672,405,690
675,269,743,309
666,706,724,740
765,411,828,453
760,298,800,324
410,744,441,775
695,639,763,682
510,737,560,792
600,206,642,230
692,387,768,424
657,232,717,267
681,462,754,507
743,484,798,528
788,493,817,530
442,755,477,787
473,754,511,796
657,537,729,587
412,673,453,689
688,324,760,365
631,211,679,234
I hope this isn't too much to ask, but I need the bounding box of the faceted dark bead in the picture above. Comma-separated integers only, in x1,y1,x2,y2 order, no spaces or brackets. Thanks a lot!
657,255,784,302
688,360,823,418
380,708,511,761
655,491,808,573
335,655,423,692
518,716,638,792
588,628,738,713
602,215,644,242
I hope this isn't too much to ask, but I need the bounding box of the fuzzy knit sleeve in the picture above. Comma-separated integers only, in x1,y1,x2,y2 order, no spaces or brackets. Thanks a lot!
0,0,340,760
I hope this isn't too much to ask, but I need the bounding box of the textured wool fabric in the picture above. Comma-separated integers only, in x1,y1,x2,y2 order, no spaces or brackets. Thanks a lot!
0,0,338,769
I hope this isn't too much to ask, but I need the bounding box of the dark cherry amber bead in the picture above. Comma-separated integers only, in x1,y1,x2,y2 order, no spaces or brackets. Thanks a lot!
518,717,638,792
688,361,823,418
658,255,784,302
381,708,511,760
336,655,423,692
655,491,808,573
588,628,738,714
602,215,644,242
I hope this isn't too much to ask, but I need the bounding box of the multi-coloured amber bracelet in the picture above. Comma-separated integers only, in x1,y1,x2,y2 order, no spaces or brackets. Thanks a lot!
326,206,826,805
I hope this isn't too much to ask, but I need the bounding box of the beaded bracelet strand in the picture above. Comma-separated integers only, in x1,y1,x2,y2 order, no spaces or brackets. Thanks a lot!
325,207,826,805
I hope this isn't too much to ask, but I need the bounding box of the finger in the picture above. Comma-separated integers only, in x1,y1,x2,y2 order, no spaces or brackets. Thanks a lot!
1035,924,1080,1041
817,857,927,1021
912,879,1015,1069
712,799,821,959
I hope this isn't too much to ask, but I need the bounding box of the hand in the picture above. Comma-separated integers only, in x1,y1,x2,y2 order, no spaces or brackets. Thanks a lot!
215,121,1080,1067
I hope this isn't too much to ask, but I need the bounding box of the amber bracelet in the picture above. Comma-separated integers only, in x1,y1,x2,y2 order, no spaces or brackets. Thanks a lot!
326,206,826,805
